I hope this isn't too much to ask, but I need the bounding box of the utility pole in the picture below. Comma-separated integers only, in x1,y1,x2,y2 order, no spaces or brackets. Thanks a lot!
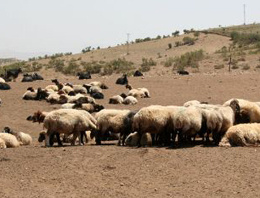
243,4,246,25
126,33,130,55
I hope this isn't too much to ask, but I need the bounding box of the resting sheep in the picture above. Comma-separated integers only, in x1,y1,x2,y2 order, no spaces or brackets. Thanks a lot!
125,132,152,147
126,84,150,98
3,127,32,146
123,96,138,105
219,123,260,147
0,133,20,148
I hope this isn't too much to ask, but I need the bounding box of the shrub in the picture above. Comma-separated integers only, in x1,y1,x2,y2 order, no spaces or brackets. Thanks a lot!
48,59,65,72
173,50,204,71
214,64,225,69
242,64,250,70
183,37,195,45
175,41,182,47
164,57,175,67
172,31,180,37
63,61,79,75
82,46,91,53
194,32,200,37
168,43,172,49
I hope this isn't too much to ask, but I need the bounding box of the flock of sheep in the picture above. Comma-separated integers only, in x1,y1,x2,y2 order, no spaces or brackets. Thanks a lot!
1,72,260,149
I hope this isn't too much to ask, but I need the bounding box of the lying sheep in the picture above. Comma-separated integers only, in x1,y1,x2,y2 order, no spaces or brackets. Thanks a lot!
0,77,6,83
3,127,32,146
0,133,20,148
126,84,150,98
109,95,124,104
0,138,6,148
183,100,208,107
219,123,260,147
73,103,104,113
42,109,97,146
123,96,138,105
89,81,108,89
125,132,152,147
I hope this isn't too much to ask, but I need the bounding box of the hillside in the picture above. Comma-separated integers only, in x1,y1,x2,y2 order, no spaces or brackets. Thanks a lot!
3,23,260,76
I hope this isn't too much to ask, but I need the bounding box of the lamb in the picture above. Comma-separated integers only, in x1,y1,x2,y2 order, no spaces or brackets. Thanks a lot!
2,127,32,146
219,123,260,147
42,109,97,146
125,132,152,147
0,133,20,148
92,109,136,145
123,96,138,105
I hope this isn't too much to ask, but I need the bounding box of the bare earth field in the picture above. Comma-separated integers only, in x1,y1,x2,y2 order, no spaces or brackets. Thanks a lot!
0,70,260,198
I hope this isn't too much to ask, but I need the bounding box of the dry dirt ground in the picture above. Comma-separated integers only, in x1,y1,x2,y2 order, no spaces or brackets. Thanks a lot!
0,70,260,198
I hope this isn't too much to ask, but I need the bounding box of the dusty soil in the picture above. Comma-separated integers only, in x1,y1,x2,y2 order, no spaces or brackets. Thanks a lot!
0,70,260,198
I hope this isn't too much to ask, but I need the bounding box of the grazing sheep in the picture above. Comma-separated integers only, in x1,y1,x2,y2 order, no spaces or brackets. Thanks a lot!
116,74,128,85
0,133,20,148
42,109,97,146
133,105,185,146
123,96,138,105
93,109,136,145
2,127,32,146
0,138,6,148
173,106,203,143
219,123,260,147
125,132,152,147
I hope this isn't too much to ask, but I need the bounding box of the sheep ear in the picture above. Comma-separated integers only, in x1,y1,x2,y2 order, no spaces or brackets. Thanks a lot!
230,99,240,113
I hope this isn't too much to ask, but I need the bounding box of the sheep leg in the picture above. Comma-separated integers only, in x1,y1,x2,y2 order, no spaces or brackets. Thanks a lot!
56,133,63,146
71,132,79,146
45,132,51,147
117,133,122,146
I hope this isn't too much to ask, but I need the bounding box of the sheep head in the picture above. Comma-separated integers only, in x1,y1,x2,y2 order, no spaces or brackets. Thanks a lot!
27,111,46,123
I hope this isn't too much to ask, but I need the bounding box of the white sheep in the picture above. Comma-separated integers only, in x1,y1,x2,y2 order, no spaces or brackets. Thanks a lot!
61,103,76,109
125,132,152,147
12,132,32,146
45,84,59,92
123,96,138,105
219,123,260,147
0,77,6,83
173,106,203,142
72,85,88,94
183,100,208,107
0,133,20,148
43,109,97,146
126,84,150,98
73,103,104,113
0,138,6,148
109,95,124,104
89,81,108,89
22,88,37,100
93,109,136,145
132,105,185,146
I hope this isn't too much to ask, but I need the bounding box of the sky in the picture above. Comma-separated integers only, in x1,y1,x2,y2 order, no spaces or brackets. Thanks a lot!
0,0,259,59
